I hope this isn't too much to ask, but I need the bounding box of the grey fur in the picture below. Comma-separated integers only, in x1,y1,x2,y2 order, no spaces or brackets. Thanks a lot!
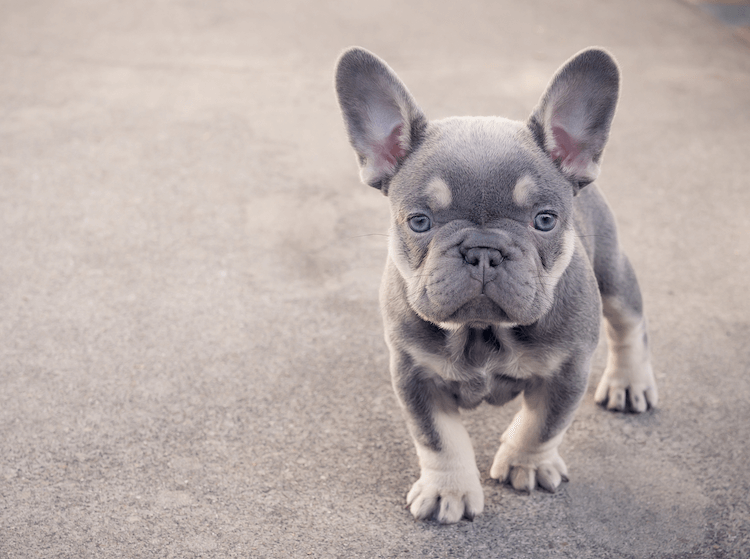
335,47,658,524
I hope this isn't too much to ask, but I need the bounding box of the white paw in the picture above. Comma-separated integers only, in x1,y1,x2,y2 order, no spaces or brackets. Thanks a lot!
489,443,568,493
406,468,484,524
594,362,658,413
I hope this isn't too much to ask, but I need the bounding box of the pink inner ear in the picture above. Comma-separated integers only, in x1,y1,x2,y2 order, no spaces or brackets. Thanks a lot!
549,123,595,179
376,124,406,167
550,124,581,165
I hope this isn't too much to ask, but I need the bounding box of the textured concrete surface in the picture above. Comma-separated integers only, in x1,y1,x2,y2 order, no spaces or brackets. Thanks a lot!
1,0,749,557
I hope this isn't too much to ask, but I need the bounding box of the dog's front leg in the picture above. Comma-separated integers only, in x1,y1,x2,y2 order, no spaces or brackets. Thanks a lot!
489,360,589,493
392,355,484,524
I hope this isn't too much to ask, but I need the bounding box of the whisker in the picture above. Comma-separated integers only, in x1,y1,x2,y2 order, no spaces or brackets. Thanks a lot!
347,233,390,239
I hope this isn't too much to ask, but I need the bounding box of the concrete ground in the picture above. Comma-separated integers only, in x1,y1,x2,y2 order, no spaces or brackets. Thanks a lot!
1,0,749,557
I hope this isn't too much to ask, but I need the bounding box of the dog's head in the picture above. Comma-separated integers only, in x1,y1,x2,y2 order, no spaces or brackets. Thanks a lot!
335,48,619,328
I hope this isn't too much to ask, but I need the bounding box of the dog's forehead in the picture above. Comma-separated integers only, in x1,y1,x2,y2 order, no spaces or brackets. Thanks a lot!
396,117,563,214
430,116,527,157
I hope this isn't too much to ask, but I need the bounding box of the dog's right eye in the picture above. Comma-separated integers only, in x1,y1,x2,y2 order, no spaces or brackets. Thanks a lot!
408,214,431,233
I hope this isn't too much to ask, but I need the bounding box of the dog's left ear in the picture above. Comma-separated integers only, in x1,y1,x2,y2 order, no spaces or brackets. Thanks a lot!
529,48,620,191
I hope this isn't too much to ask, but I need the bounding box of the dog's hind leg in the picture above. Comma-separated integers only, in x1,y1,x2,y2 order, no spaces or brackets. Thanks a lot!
594,253,658,412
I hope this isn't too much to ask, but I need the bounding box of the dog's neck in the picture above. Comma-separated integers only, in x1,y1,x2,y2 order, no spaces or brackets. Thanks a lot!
446,325,513,368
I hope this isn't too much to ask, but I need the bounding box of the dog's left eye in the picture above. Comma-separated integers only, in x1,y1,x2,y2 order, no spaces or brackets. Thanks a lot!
533,212,557,232
408,214,431,233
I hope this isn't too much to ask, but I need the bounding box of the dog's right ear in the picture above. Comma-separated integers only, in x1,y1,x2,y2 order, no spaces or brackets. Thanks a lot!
335,47,427,193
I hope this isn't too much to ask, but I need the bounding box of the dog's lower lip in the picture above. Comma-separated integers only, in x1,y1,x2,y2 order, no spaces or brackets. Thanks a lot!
446,295,511,325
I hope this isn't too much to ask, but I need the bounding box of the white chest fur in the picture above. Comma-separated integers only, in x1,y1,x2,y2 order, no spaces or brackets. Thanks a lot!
406,325,567,407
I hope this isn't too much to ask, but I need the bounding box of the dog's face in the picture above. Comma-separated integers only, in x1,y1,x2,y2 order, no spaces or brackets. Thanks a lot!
386,117,576,327
336,47,619,329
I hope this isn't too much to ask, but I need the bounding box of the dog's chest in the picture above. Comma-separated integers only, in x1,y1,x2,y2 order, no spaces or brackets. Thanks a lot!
411,327,565,408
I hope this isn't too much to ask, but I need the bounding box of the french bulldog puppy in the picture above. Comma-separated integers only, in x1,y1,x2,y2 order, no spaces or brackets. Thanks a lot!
335,47,658,524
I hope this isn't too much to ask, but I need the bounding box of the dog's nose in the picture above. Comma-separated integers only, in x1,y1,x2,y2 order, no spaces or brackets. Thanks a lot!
461,246,504,268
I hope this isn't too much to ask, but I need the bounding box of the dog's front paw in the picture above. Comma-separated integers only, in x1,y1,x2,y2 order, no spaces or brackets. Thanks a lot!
594,362,658,413
406,468,484,524
489,443,568,493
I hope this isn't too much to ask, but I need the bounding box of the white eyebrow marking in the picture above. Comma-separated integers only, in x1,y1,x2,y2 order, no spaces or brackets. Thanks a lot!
425,176,452,210
512,174,536,206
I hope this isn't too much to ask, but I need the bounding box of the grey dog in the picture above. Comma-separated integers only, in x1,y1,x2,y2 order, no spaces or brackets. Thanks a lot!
335,47,658,524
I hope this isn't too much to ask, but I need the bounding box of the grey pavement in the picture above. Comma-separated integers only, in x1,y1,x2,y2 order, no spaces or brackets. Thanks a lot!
1,0,749,557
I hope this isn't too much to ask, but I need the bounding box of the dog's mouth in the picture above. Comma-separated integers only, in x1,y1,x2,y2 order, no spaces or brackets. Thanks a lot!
441,294,516,328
